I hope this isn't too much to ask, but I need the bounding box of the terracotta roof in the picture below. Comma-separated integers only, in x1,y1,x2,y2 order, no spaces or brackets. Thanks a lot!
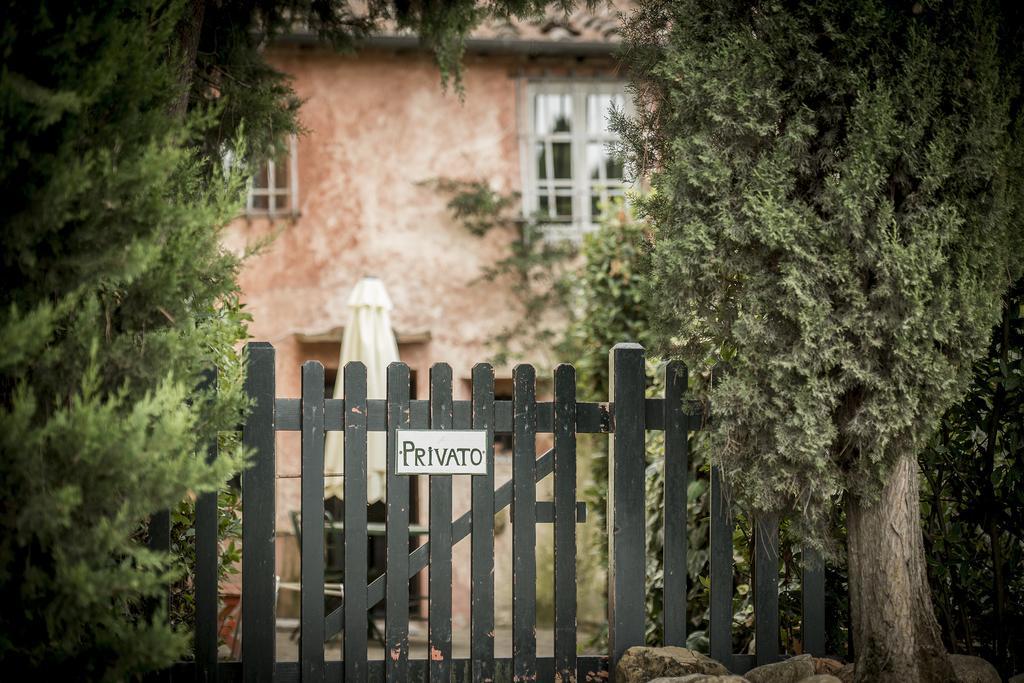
468,2,628,46
280,2,630,55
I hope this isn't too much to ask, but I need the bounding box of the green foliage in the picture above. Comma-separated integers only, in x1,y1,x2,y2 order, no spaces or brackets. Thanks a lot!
566,208,816,655
0,2,590,676
167,486,244,635
564,204,659,561
566,205,659,399
617,0,1024,537
430,178,578,366
919,280,1024,677
187,0,571,155
0,1,249,677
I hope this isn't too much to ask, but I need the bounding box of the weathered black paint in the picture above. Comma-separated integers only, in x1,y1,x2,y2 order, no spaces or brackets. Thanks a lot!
195,369,219,683
158,655,611,682
802,547,826,656
553,364,578,682
385,363,412,680
273,397,702,433
428,364,453,682
300,361,326,682
242,342,276,682
709,466,733,668
470,364,496,682
163,343,834,682
343,362,368,681
754,514,780,666
323,445,559,640
512,364,538,682
662,361,688,647
608,343,646,677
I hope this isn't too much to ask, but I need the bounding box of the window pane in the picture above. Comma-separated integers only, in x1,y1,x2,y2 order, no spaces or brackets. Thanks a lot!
591,192,603,217
271,192,290,213
251,193,269,210
605,151,624,180
552,142,572,179
535,93,572,135
253,163,269,190
539,195,550,216
555,195,573,218
587,93,624,134
274,159,289,190
536,143,547,180
587,143,603,180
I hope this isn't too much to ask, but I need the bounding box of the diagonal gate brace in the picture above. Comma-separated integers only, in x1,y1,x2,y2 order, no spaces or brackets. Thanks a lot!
324,446,582,640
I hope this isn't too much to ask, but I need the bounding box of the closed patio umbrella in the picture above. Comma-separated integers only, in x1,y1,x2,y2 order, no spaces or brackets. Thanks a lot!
324,276,399,503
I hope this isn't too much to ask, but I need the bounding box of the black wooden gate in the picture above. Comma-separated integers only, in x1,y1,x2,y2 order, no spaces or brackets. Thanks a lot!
158,342,826,682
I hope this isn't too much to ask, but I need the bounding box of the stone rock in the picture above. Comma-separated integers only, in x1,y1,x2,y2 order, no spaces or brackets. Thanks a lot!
744,654,816,683
615,646,729,683
645,676,750,683
833,664,855,683
950,654,1000,683
813,658,845,676
799,677,842,683
1007,673,1024,683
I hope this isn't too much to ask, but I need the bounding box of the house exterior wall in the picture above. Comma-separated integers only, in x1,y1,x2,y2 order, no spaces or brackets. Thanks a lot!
222,44,616,630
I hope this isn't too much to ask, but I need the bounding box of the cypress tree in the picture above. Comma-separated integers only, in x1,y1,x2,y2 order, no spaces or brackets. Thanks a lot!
0,1,579,677
618,1,1024,680
0,1,252,678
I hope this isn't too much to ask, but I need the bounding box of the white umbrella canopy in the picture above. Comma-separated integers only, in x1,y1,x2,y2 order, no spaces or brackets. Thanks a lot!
324,277,400,503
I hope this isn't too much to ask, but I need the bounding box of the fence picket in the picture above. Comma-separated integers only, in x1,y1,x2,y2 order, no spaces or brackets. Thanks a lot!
662,361,688,646
242,342,276,682
471,363,496,682
147,508,172,683
344,362,369,681
166,342,847,682
271,397,696,434
801,547,826,656
147,511,170,585
512,364,538,682
754,514,780,665
608,343,646,675
195,369,219,682
553,364,578,683
709,466,733,668
385,363,412,680
428,364,454,682
300,361,326,682
324,445,559,641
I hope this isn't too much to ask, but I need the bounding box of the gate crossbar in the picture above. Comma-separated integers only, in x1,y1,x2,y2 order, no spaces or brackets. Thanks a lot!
323,444,560,639
272,397,705,432
153,342,829,683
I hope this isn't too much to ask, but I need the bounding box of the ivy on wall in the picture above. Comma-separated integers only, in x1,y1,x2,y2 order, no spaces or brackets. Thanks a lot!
424,178,577,367
437,180,815,653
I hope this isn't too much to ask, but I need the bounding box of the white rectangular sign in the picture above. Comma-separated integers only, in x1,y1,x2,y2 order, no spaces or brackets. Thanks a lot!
395,429,488,475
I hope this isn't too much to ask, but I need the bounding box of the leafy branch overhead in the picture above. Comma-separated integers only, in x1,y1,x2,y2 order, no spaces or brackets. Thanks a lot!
1,0,580,677
184,0,578,163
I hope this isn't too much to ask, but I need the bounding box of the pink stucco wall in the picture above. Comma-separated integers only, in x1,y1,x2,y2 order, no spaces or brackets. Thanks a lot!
223,45,615,629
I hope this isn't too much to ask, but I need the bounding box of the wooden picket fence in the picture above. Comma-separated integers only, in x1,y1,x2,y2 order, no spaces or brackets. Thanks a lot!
152,342,825,682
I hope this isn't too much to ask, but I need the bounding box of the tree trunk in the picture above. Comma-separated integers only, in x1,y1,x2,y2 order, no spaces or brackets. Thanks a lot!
846,454,956,683
168,0,206,120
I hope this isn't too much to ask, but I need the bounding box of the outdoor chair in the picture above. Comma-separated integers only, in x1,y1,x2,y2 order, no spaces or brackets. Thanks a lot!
288,509,385,646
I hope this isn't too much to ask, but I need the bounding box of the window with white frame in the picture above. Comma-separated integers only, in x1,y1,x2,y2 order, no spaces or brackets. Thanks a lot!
522,82,629,239
246,135,299,216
